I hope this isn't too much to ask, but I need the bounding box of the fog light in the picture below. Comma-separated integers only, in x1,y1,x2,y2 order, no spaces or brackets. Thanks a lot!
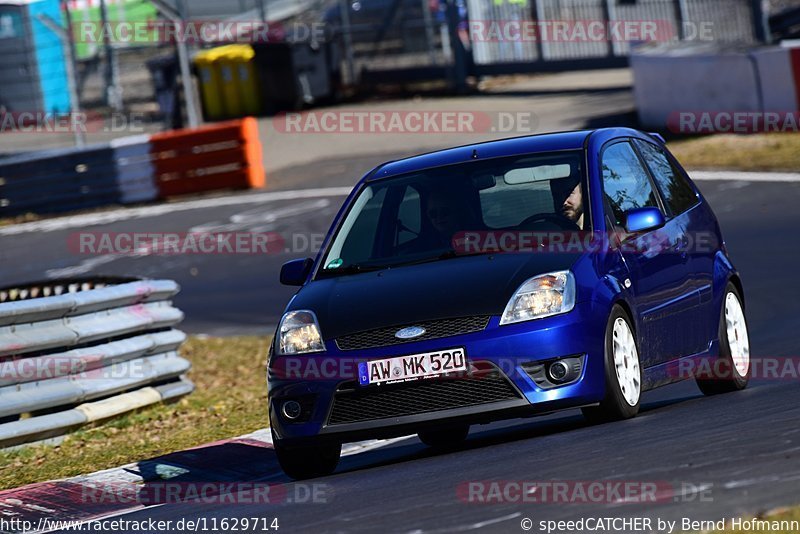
282,400,302,420
548,361,570,383
521,355,584,389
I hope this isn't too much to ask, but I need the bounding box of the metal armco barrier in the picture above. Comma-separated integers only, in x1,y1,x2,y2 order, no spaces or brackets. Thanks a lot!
112,135,158,204
0,279,193,449
631,43,800,129
0,118,266,218
150,117,265,197
0,144,119,217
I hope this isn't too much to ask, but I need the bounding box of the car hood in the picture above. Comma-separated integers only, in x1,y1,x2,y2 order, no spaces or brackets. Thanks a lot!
287,253,581,340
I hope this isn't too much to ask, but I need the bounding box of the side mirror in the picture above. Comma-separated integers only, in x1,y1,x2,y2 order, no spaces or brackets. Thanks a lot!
280,258,314,286
624,207,665,234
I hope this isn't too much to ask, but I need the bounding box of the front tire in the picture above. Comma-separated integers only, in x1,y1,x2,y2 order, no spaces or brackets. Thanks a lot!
272,430,341,480
582,305,642,423
696,283,750,395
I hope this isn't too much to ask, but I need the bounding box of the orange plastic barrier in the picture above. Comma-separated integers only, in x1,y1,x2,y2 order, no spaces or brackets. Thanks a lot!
149,118,265,198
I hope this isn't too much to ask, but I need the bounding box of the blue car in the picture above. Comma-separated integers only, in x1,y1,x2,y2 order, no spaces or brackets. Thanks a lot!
268,127,750,479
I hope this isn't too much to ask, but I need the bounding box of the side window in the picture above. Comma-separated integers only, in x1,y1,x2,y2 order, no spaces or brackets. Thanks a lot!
601,141,660,227
634,140,698,217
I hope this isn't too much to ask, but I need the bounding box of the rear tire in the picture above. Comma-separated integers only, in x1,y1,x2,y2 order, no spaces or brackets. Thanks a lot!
696,283,750,395
418,424,469,450
582,305,642,423
272,430,341,480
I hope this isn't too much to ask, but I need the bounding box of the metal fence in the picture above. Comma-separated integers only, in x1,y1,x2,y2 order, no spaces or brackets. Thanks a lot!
333,0,452,85
0,278,192,449
335,0,766,87
0,0,769,137
468,0,761,70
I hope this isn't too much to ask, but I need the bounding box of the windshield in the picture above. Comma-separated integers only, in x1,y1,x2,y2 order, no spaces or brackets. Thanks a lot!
319,150,587,276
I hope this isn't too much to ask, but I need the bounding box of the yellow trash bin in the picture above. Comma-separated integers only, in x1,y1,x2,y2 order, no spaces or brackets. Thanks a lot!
216,45,244,118
194,47,226,121
227,45,262,116
196,44,262,119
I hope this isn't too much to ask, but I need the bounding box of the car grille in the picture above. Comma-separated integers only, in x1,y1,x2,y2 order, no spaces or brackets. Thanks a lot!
335,316,491,351
327,369,521,426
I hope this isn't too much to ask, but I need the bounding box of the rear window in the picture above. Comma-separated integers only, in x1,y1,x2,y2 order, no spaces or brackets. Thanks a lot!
479,177,555,229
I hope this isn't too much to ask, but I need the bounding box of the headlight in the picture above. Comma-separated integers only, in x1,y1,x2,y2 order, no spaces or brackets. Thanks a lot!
277,310,326,355
500,271,576,325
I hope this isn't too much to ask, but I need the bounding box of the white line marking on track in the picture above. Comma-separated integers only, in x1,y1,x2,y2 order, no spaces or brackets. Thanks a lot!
610,482,713,506
3,172,796,238
691,171,800,182
0,187,353,237
236,428,414,457
190,198,331,233
42,198,334,279
341,436,415,456
721,472,800,489
406,512,523,533
469,513,524,529
45,254,118,278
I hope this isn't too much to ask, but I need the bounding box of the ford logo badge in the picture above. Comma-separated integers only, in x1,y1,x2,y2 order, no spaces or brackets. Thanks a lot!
395,326,426,340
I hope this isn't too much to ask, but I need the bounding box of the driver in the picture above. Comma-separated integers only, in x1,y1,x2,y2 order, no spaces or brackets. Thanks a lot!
426,189,460,247
561,182,584,230
395,186,464,255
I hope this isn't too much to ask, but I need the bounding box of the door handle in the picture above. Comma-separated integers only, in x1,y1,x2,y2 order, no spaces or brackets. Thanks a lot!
675,235,689,261
674,235,689,251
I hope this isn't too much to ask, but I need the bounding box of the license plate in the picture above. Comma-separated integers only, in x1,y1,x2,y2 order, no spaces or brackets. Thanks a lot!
358,348,467,386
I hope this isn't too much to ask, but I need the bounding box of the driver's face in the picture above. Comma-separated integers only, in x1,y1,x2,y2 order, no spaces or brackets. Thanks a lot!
562,184,583,223
427,197,455,235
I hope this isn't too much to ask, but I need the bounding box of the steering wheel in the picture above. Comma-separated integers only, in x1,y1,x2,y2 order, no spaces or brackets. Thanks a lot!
518,212,580,231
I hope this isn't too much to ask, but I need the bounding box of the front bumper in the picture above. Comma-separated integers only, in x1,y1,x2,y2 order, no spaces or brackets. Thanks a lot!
268,300,608,444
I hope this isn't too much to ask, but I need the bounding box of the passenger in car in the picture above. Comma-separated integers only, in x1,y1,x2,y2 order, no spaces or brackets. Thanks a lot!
425,189,461,247
396,186,473,254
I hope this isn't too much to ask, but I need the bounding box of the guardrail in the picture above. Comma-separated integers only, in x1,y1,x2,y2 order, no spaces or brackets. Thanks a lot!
0,144,119,216
631,42,800,129
0,278,193,449
0,118,265,218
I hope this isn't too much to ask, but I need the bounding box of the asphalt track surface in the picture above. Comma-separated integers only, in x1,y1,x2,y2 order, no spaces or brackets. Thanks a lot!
1,163,799,531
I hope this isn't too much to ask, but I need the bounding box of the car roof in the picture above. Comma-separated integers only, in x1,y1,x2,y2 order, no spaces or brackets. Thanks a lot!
365,127,651,182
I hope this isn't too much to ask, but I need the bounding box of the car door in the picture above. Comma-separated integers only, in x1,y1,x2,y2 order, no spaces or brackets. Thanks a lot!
632,139,710,356
601,140,697,367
